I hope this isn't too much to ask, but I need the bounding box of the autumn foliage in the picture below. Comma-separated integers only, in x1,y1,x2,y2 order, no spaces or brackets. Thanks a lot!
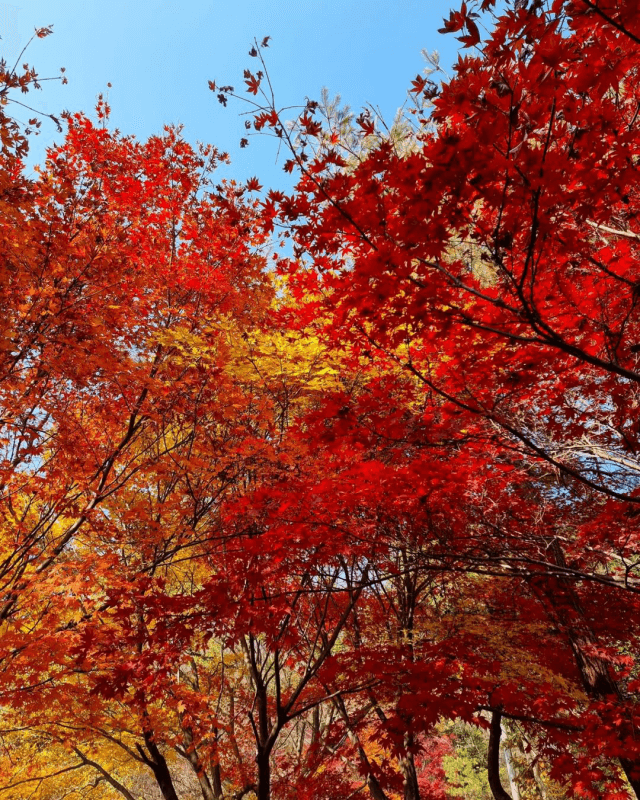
2,1,640,799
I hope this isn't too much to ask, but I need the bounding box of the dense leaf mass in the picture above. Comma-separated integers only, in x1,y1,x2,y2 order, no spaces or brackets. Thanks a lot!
2,2,640,799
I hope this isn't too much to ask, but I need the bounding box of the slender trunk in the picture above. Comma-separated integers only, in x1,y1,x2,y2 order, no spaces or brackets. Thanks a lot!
332,695,391,800
207,724,224,800
488,711,512,800
252,654,276,800
211,760,223,799
135,720,180,800
256,748,271,800
367,773,392,800
141,742,180,800
151,767,180,800
501,725,520,800
229,690,248,783
401,732,421,800
311,704,320,748
520,738,547,800
186,745,216,800
180,718,217,800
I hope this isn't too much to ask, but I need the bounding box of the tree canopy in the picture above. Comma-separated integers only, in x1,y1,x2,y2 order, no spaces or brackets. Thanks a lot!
1,2,640,799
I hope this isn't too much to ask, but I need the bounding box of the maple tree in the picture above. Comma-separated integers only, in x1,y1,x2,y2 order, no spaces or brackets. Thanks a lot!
0,64,280,798
3,1,640,799
210,0,640,797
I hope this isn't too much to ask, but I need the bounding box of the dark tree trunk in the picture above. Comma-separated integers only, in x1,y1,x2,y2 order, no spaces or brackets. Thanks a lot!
332,694,391,800
253,661,276,800
138,732,180,800
367,773,392,800
181,721,217,800
256,748,271,800
401,733,421,800
488,712,512,800
211,760,223,799
151,767,180,800
145,735,180,800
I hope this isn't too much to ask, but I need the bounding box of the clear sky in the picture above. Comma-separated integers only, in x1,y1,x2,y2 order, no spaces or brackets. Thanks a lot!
1,0,461,189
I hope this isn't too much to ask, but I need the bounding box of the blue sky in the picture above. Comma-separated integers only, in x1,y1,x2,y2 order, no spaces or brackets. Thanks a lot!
1,0,461,189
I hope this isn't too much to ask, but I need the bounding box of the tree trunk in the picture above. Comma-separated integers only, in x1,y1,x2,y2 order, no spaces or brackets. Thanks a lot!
256,748,271,800
211,760,223,799
501,737,520,800
401,733,421,800
189,752,217,800
531,759,548,800
367,773,392,800
520,738,547,800
332,695,391,800
488,711,512,800
181,721,217,800
137,728,180,800
145,752,180,800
